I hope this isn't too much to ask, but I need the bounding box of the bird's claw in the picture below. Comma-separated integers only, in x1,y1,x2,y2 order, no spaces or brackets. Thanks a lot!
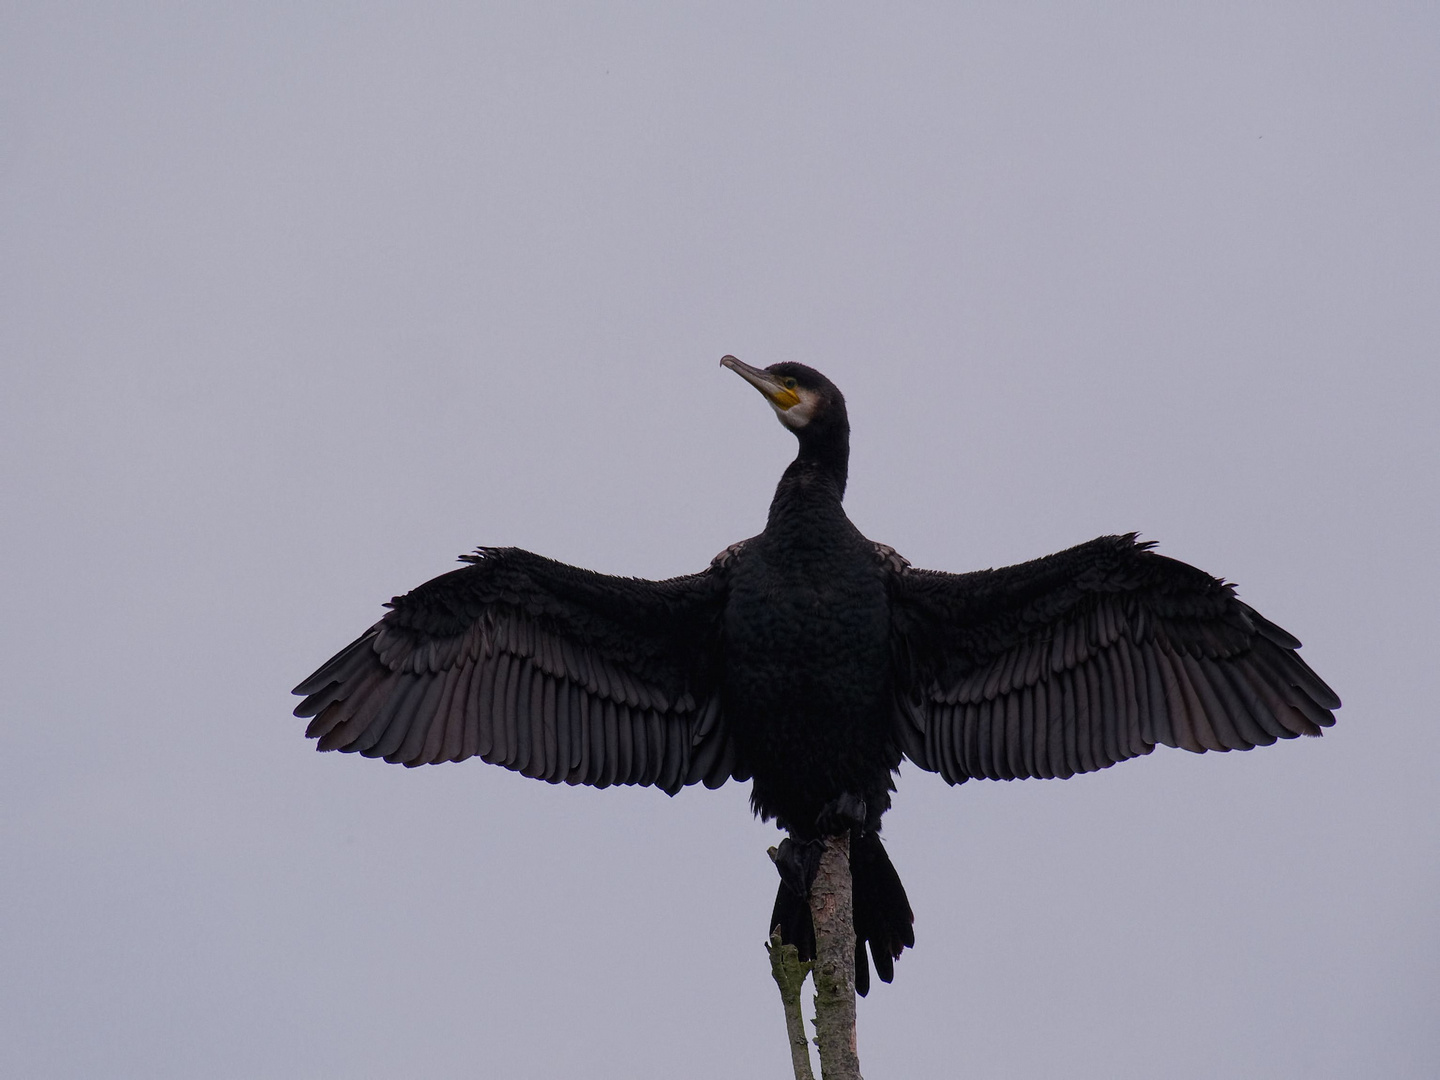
773,837,825,899
816,793,867,836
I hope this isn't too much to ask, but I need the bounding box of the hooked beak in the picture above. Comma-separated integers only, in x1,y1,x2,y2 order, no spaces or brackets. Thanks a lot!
720,355,801,410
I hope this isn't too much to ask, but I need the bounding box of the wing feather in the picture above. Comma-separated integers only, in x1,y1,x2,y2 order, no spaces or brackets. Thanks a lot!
494,655,521,768
416,663,461,765
469,652,494,760
514,664,540,778
1069,666,1093,774
614,701,633,785
437,660,471,764
570,689,593,783
1170,648,1223,753
1017,684,1038,779
1095,647,1121,765
545,674,568,782
1028,682,1052,779
659,706,685,791
1184,653,1245,751
708,729,740,789
366,672,424,759
685,707,724,785
1139,643,1174,749
936,703,958,784
974,696,997,779
1046,677,1075,780
1155,647,1201,753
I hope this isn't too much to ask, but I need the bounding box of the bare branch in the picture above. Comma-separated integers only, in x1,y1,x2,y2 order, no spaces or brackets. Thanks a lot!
810,833,862,1080
767,927,816,1080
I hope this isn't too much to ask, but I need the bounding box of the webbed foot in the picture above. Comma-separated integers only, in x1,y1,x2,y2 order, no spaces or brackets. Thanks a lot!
816,793,867,836
771,836,825,900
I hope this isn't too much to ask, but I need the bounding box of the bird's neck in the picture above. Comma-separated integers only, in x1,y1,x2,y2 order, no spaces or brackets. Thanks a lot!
766,433,850,536
789,427,849,499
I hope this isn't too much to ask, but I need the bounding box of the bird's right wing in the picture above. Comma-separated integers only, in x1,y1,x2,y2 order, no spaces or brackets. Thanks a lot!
886,534,1340,784
294,547,745,794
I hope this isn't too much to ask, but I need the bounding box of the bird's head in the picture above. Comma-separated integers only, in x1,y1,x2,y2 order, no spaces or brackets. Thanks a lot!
720,355,848,439
721,353,851,497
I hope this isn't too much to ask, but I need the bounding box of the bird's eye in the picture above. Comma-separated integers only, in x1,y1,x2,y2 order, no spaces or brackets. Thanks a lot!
784,378,798,390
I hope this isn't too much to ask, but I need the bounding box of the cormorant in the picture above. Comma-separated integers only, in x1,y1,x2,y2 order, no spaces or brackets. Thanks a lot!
294,356,1340,995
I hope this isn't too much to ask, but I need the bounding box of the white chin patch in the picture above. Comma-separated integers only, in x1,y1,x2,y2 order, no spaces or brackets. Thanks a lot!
772,387,817,429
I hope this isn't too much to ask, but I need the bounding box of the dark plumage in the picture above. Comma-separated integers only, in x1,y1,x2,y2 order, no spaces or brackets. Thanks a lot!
294,356,1340,995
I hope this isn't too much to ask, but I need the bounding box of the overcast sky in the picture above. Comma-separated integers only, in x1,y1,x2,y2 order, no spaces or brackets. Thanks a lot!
3,4,1437,1078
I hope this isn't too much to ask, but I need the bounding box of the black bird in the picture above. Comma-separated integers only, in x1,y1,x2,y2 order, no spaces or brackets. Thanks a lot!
294,356,1340,995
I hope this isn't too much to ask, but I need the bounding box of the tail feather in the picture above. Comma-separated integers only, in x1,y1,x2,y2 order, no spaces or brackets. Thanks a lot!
769,830,914,997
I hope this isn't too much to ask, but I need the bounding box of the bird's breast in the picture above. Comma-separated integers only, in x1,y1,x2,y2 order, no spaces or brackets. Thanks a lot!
722,546,892,721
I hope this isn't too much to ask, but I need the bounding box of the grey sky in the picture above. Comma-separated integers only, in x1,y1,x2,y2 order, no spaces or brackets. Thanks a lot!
3,4,1436,1078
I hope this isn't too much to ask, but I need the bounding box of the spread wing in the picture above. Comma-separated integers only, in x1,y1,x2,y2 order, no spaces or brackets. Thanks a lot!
293,547,745,795
887,534,1340,784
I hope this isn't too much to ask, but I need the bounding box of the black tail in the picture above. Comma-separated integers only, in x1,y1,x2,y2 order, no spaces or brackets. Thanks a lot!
769,830,915,996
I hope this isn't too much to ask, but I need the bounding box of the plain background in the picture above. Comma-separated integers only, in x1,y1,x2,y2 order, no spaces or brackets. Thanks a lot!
3,4,1436,1077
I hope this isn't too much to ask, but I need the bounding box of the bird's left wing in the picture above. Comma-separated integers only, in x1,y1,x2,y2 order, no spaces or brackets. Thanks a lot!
294,547,743,794
885,534,1340,784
